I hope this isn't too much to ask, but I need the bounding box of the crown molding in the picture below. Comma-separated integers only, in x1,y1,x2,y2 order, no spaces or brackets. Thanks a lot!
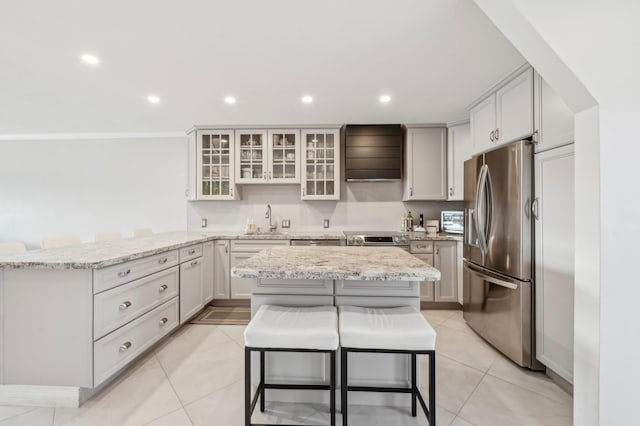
0,132,187,141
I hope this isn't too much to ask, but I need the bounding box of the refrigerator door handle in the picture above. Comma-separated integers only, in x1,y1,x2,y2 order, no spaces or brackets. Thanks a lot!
484,166,494,248
475,164,489,254
464,262,519,290
531,197,540,220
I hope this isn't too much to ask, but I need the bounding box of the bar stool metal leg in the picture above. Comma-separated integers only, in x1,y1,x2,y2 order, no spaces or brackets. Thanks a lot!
411,353,417,417
245,347,252,426
260,351,266,412
341,348,348,426
330,351,336,426
429,351,436,426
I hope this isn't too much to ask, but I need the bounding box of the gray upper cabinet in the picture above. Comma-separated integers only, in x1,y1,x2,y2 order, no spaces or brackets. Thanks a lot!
447,122,472,201
534,73,575,152
403,127,447,201
470,67,534,154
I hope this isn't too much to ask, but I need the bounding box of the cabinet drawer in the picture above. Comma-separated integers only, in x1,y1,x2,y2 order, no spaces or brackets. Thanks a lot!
335,280,419,297
253,278,334,296
94,266,179,339
179,243,203,262
94,250,179,294
230,239,290,253
94,297,179,387
410,241,434,254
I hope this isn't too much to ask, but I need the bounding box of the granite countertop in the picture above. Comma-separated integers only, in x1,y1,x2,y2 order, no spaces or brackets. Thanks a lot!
210,231,346,240
231,246,441,281
0,231,214,270
407,232,464,242
0,230,461,270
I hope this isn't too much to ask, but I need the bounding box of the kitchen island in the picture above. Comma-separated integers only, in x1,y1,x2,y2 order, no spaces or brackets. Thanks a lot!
231,245,440,407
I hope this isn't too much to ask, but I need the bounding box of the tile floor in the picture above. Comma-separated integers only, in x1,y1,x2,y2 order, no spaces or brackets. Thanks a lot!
0,310,573,425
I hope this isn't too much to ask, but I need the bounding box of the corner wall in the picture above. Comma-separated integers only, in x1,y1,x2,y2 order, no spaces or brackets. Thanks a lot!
0,137,188,248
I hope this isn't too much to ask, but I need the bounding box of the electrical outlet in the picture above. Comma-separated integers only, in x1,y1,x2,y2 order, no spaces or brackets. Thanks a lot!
323,219,330,228
282,219,291,228
201,218,208,228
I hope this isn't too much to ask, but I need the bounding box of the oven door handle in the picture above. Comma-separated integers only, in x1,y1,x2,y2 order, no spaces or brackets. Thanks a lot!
464,263,518,290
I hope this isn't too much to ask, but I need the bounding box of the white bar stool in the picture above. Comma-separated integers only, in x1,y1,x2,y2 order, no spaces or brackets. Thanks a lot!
338,305,437,425
244,305,339,426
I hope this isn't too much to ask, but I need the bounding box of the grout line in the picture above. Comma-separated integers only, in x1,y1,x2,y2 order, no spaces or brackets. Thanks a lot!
181,378,244,411
0,407,37,423
155,354,190,416
455,367,488,416
484,370,573,407
141,407,192,426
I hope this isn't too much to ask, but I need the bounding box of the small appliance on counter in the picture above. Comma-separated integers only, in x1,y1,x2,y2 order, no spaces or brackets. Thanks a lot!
441,211,464,234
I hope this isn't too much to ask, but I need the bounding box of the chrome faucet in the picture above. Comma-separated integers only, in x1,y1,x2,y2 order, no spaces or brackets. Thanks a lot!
265,204,277,232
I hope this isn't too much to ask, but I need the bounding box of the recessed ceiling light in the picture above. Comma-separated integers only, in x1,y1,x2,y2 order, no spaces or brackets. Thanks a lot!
224,96,236,104
302,95,313,104
81,54,100,65
147,95,160,104
379,95,391,103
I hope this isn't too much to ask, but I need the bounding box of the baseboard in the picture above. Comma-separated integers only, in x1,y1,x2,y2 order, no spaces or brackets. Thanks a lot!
0,385,82,408
210,299,251,307
420,301,461,310
546,368,573,396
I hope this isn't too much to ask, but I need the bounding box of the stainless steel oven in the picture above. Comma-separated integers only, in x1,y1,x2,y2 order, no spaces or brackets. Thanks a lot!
343,231,409,251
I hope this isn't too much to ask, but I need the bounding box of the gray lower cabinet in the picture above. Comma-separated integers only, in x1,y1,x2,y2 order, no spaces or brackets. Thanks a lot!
410,241,435,302
214,240,231,298
229,240,290,299
411,240,459,303
179,250,204,324
202,241,214,303
434,241,458,302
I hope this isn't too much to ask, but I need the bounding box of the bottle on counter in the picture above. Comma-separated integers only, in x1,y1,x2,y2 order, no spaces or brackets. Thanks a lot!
419,214,424,228
406,211,413,232
401,214,407,232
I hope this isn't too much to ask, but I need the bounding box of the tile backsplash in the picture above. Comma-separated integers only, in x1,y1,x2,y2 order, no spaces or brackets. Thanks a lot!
187,181,463,232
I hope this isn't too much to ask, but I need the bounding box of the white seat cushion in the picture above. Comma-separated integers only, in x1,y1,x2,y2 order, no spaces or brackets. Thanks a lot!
245,305,339,350
338,305,436,351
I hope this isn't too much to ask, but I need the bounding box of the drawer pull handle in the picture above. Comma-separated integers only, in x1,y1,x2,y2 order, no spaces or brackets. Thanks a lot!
159,284,168,293
158,258,168,265
119,341,132,352
118,301,132,310
188,249,196,255
159,317,169,326
118,269,131,278
190,260,199,266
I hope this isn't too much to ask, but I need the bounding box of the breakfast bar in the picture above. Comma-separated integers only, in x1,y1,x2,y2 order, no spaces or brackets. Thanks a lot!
231,245,440,407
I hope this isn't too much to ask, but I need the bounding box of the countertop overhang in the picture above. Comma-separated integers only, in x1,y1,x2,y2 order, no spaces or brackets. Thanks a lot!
231,246,441,281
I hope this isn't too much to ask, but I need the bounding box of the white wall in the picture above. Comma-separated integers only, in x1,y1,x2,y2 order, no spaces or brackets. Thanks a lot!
474,0,640,424
0,137,188,248
187,182,462,233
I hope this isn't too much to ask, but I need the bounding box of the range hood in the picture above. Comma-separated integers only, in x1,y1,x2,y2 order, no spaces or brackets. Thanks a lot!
344,124,403,181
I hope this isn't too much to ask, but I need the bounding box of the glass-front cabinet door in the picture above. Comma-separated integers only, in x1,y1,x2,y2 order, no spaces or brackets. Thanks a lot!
196,130,238,200
301,129,340,200
235,130,268,184
267,129,300,183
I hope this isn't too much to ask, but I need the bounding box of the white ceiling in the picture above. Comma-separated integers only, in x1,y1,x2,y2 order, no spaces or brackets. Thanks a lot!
0,0,525,135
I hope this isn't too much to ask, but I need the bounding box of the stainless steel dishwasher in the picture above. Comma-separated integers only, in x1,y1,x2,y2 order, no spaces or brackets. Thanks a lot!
290,239,344,246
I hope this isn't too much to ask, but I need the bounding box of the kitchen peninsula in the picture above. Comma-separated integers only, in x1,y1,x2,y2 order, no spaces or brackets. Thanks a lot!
0,232,441,408
232,245,440,406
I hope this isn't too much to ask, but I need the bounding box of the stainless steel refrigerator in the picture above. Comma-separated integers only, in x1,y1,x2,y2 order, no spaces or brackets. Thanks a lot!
463,139,542,369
